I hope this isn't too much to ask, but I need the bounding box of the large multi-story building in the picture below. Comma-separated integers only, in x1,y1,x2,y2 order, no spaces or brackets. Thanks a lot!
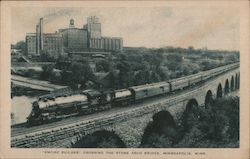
26,18,63,56
60,16,122,53
85,16,102,39
59,19,88,52
26,16,123,56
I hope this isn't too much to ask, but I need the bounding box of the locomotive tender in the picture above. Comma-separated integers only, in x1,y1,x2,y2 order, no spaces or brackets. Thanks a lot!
26,63,239,126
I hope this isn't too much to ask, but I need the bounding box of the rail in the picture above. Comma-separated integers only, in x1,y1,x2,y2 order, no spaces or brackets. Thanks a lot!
11,64,239,147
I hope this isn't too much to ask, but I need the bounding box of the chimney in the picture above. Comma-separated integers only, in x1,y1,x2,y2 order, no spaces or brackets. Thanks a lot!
39,18,44,51
36,24,40,54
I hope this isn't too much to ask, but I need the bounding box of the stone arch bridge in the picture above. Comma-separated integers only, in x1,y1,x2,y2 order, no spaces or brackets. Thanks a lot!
103,67,240,147
11,66,239,148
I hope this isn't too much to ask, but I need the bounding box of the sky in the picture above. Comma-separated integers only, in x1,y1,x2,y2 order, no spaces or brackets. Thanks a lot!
11,7,239,51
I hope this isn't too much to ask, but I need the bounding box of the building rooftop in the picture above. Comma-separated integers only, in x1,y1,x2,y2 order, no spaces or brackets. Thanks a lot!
101,36,123,40
43,33,63,37
26,33,36,36
59,28,87,33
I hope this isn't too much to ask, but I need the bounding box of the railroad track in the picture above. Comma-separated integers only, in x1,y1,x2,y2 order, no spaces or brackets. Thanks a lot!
11,67,239,138
11,90,239,148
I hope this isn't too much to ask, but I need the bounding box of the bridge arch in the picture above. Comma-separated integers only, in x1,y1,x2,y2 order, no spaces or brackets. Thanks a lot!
71,130,126,148
181,99,199,131
152,111,177,128
224,79,230,95
205,90,213,109
217,83,223,98
231,76,235,91
140,111,177,147
185,99,199,112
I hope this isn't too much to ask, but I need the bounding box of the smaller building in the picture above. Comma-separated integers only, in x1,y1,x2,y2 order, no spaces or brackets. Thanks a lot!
43,33,63,55
26,33,63,56
26,33,37,55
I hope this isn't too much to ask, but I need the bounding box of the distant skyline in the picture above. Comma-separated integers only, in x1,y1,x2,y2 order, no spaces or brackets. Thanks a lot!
11,7,239,51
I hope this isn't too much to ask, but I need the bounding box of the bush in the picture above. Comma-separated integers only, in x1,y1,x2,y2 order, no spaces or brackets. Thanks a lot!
40,64,54,80
71,130,126,148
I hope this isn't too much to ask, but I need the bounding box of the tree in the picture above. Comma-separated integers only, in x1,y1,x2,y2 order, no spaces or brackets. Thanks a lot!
14,41,26,54
167,54,183,63
40,50,57,62
134,70,150,85
151,72,161,83
40,64,54,80
106,71,119,89
58,60,95,89
96,59,111,72
155,67,169,80
69,61,95,89
117,60,131,88
60,70,74,86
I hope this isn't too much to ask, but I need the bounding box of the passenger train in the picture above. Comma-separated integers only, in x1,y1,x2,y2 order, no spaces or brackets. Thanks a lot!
26,63,239,126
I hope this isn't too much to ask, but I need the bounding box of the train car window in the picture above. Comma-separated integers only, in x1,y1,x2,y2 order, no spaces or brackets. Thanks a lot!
143,89,148,96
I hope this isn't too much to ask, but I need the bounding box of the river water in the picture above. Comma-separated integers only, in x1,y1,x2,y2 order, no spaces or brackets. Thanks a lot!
11,96,37,125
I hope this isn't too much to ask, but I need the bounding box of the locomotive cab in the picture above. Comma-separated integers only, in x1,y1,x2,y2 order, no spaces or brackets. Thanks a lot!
81,89,111,112
82,89,102,106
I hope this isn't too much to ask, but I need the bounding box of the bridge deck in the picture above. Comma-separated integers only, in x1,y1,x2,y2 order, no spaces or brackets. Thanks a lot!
11,75,68,92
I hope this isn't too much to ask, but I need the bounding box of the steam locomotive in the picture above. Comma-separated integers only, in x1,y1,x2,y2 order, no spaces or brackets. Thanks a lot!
26,63,239,127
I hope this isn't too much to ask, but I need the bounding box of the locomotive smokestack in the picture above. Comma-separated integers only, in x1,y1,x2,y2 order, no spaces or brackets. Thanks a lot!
39,18,44,51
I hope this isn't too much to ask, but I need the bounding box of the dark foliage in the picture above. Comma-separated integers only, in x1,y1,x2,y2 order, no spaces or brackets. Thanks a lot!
13,41,26,54
71,130,126,148
40,51,58,62
140,111,179,147
177,96,239,147
40,64,54,80
96,60,111,72
140,96,239,148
